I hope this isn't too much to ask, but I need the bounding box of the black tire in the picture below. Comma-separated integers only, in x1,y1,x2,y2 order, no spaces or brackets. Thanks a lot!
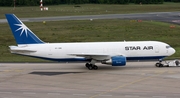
88,64,93,70
155,63,160,67
85,63,89,68
93,65,98,70
159,64,163,67
175,60,179,66
155,63,164,67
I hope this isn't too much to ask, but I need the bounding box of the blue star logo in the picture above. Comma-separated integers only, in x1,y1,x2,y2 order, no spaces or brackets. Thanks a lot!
14,23,29,37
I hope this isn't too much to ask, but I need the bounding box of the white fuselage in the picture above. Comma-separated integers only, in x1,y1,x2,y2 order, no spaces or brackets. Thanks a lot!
10,41,175,62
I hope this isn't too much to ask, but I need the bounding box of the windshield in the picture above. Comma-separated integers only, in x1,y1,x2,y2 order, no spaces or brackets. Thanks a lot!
166,46,171,49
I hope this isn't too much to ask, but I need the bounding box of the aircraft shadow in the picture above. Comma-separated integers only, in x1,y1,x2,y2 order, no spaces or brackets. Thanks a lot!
29,72,84,76
29,64,161,76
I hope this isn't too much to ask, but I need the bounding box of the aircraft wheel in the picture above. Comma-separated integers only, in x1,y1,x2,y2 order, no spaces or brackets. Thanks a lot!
159,64,164,67
93,65,98,70
88,64,93,70
155,63,160,67
155,63,163,67
85,63,90,68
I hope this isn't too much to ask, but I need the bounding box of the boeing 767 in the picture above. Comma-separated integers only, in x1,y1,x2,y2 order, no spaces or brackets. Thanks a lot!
5,14,175,70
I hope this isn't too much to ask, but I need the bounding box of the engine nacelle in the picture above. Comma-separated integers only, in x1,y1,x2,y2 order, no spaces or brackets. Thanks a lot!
101,56,126,66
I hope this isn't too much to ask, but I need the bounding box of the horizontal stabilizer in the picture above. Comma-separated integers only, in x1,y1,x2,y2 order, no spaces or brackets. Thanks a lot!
9,46,36,53
10,49,36,52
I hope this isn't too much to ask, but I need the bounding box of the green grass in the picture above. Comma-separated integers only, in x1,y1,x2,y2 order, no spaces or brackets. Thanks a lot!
0,19,180,62
0,3,180,19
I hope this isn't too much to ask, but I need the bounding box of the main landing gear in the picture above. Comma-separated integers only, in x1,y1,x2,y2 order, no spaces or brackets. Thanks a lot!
85,63,98,70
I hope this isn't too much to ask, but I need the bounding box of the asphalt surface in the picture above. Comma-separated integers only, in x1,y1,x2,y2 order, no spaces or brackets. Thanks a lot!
1,11,180,24
0,62,180,98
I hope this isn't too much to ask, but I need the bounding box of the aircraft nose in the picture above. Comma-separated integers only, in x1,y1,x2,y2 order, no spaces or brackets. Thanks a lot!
170,48,176,55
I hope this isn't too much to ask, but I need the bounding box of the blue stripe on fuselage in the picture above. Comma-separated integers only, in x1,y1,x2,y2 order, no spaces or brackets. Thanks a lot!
126,56,166,61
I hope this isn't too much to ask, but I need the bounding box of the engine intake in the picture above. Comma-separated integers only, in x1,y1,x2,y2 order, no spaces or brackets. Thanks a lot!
101,56,126,66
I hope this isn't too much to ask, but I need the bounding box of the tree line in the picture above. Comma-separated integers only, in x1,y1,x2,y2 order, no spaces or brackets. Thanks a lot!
0,0,180,6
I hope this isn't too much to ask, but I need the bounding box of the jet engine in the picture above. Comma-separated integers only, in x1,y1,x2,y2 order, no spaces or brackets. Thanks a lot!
101,56,126,66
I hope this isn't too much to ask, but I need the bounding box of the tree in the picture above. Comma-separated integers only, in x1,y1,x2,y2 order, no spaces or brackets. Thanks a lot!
171,0,180,2
2,0,13,6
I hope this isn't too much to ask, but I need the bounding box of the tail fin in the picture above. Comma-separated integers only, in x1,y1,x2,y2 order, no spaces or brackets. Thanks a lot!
5,14,44,45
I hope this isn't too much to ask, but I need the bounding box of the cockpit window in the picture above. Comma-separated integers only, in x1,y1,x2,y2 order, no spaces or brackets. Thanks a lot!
166,46,171,49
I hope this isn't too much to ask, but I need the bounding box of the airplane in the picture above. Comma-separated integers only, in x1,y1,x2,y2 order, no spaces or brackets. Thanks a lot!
5,14,176,70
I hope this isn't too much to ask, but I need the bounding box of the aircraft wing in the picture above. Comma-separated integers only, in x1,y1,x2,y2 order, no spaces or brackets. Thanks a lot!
69,53,121,61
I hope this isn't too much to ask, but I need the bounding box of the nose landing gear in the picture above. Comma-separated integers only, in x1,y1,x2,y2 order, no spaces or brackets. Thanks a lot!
155,59,180,67
155,59,164,67
155,62,164,67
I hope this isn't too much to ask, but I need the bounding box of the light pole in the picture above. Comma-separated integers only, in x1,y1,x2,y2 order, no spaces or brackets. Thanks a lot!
13,0,16,10
40,0,43,11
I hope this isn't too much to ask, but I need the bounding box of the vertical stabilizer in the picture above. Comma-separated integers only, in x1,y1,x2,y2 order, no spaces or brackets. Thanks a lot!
5,14,44,45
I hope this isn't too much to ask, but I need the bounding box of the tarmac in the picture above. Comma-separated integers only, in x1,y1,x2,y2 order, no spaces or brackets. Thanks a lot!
0,62,180,98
